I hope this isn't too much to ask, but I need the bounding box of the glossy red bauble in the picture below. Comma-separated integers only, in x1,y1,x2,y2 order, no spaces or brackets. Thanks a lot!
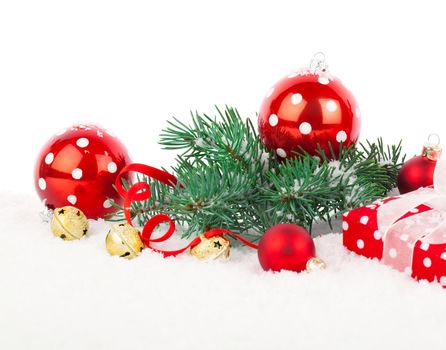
257,223,315,272
258,70,361,159
34,124,131,219
397,155,436,194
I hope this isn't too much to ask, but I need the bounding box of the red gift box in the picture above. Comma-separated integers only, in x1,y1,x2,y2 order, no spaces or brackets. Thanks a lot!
342,160,446,286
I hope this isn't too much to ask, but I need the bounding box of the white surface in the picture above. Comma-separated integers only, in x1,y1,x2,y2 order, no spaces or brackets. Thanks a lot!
1,0,446,193
1,192,446,350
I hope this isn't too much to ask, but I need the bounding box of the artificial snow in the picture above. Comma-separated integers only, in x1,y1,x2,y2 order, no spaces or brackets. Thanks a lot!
1,192,446,350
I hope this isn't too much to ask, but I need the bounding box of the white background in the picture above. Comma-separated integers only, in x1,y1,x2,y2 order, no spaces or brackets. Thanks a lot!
2,2,446,350
0,0,445,191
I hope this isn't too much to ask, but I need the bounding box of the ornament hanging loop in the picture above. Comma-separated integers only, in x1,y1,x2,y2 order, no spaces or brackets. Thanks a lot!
427,133,440,147
423,133,442,161
309,52,328,72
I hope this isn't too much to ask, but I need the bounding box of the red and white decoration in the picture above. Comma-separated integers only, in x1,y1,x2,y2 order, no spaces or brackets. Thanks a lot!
343,160,446,286
258,56,360,159
34,124,131,219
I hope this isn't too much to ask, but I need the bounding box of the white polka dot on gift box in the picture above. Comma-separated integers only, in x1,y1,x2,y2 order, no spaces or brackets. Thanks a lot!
359,216,369,225
420,242,430,251
399,233,409,242
374,230,382,240
341,211,382,259
389,248,398,258
423,257,432,268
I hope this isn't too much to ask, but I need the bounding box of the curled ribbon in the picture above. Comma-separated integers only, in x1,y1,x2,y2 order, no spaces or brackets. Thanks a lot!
115,163,258,257
377,160,446,272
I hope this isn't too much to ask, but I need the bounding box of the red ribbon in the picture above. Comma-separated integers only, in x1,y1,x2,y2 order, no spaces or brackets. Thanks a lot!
115,163,258,257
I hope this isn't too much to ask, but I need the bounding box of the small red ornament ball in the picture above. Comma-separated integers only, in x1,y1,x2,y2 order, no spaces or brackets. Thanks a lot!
258,70,361,159
258,223,315,272
34,124,131,219
397,156,437,194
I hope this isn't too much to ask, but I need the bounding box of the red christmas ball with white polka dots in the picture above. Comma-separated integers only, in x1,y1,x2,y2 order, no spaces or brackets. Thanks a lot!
258,67,361,159
34,124,131,219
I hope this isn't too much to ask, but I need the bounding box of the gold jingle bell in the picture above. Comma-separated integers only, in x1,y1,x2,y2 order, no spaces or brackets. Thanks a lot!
306,257,327,272
190,234,230,260
50,206,89,240
105,223,144,259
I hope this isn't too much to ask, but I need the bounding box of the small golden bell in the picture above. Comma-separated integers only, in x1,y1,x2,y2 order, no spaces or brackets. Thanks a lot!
51,206,89,240
190,234,230,260
105,223,144,259
306,257,326,272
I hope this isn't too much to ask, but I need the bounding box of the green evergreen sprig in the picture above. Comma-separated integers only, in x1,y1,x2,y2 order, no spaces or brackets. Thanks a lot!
112,106,405,240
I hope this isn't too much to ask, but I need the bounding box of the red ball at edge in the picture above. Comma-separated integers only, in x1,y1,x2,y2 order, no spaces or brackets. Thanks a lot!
258,223,315,272
397,155,436,194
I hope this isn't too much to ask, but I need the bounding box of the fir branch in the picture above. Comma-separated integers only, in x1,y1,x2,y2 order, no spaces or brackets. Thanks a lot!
160,106,271,173
112,106,405,241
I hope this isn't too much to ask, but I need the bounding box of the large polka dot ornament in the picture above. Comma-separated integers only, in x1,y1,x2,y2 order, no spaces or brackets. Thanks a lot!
35,124,131,219
258,53,361,159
